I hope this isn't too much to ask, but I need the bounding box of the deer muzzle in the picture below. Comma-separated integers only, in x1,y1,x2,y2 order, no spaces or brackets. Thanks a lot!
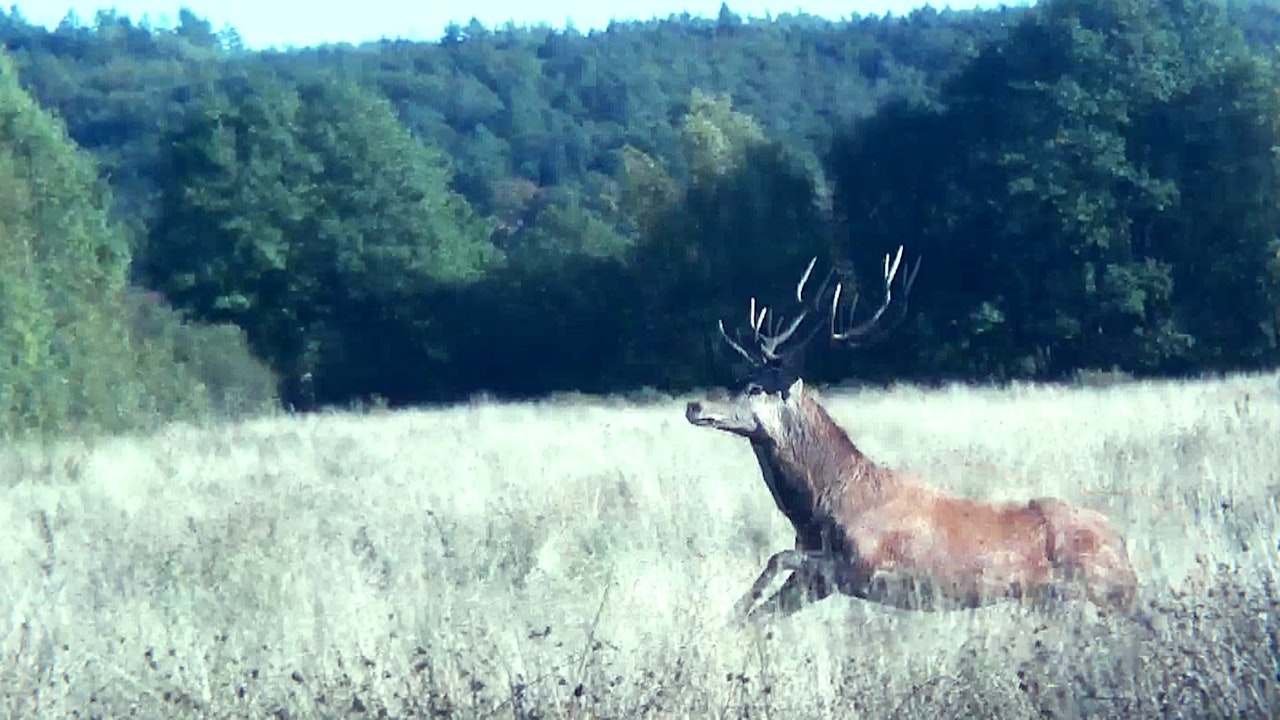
685,401,707,424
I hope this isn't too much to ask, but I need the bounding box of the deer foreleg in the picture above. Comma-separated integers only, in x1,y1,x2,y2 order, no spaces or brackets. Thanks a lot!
734,549,842,620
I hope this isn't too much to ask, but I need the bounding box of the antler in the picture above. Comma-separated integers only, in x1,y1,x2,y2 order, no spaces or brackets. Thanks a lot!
716,246,919,366
829,245,920,347
716,256,834,367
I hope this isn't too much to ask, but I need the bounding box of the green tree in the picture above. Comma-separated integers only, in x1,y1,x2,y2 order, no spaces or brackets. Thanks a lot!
145,66,500,404
625,94,833,388
1129,5,1280,368
680,89,768,185
0,47,136,435
618,144,679,237
831,0,1280,379
0,51,270,436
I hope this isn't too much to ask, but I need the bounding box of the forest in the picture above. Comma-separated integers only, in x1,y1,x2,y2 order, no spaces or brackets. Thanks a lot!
2,0,1280,433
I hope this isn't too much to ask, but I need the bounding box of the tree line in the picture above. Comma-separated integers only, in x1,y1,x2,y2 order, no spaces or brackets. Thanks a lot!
0,0,1278,434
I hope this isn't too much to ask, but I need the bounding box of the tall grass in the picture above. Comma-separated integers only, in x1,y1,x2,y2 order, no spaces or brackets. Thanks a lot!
2,373,1278,718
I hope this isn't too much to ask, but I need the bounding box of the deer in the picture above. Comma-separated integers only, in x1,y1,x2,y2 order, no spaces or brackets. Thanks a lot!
686,247,1138,622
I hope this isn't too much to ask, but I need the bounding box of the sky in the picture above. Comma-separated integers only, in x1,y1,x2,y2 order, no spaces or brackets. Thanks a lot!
10,0,1027,50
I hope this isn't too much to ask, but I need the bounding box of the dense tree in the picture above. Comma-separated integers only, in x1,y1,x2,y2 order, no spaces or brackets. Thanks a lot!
622,92,834,388
143,66,500,404
831,0,1280,380
0,51,272,436
2,2,1279,409
0,50,125,432
1,9,223,240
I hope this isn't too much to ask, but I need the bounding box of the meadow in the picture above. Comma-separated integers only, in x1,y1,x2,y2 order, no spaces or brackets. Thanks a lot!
2,373,1278,718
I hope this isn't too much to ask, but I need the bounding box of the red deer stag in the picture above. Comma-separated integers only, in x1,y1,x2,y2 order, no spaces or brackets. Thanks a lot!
686,248,1137,620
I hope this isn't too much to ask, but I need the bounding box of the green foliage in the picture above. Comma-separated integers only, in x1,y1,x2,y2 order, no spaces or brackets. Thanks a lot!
831,0,1280,380
619,144,680,237
0,48,138,436
680,89,768,184
441,252,635,396
518,186,631,264
124,289,279,419
5,4,1280,402
2,9,225,237
145,66,500,403
625,96,833,388
439,95,830,397
0,51,273,438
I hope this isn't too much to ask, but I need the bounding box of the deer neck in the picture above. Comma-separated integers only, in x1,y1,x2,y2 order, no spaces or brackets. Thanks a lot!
747,396,890,552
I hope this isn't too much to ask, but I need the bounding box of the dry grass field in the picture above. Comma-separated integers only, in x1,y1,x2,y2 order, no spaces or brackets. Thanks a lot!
2,373,1279,719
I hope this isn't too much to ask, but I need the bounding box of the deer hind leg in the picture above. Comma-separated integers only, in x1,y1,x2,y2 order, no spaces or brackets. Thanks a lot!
734,549,841,621
1033,498,1138,614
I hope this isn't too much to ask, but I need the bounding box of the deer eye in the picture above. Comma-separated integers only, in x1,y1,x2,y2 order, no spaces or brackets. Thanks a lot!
746,384,765,396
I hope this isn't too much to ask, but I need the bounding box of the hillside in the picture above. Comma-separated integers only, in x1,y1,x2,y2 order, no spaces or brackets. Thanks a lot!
1,0,1279,417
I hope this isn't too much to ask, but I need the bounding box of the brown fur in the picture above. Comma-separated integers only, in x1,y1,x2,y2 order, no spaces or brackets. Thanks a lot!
689,382,1138,619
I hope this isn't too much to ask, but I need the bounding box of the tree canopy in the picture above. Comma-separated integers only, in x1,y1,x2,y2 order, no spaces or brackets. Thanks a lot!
2,0,1279,414
0,50,273,437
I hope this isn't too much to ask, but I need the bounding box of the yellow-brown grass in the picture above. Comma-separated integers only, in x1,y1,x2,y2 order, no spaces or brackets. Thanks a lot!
2,373,1278,718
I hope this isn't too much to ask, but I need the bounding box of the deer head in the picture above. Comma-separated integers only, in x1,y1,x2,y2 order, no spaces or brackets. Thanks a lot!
685,246,920,438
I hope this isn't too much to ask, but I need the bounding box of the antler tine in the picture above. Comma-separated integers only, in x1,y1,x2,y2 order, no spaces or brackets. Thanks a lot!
795,257,818,303
798,257,839,317
830,245,920,345
750,298,767,338
766,255,848,360
759,310,809,360
717,255,858,367
829,281,864,337
718,319,760,364
885,245,903,288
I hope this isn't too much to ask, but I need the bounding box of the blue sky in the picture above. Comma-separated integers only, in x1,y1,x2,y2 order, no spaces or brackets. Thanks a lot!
11,0,1027,49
